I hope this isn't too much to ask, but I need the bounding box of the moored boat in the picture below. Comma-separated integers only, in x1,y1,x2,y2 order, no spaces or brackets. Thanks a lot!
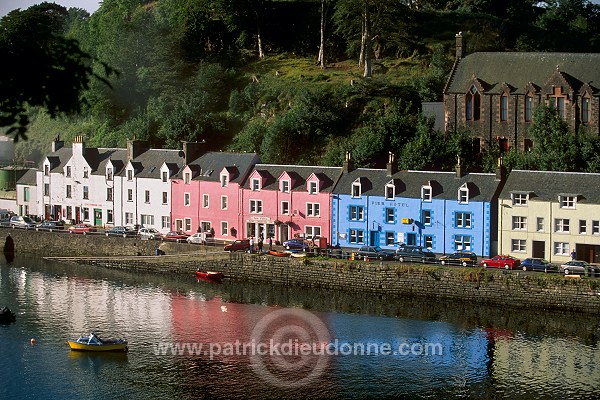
195,270,224,281
67,333,128,352
268,250,290,257
0,306,16,324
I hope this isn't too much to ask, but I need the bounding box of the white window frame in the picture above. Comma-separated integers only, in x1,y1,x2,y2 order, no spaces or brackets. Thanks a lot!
512,193,528,206
127,189,133,202
83,186,89,200
250,199,263,214
350,205,364,221
580,220,587,235
281,180,290,193
308,181,318,194
554,242,570,256
511,239,526,253
106,187,113,201
125,212,133,225
385,183,395,200
458,184,469,204
421,185,432,202
352,181,361,198
145,190,150,204
385,208,394,224
127,169,133,181
305,225,321,239
454,235,471,251
537,217,544,232
184,172,191,184
162,171,168,182
203,194,209,208
106,168,113,181
456,212,472,228
512,216,527,230
554,218,570,233
306,203,320,217
184,218,192,231
221,221,228,236
162,216,170,229
422,210,431,225
281,201,289,215
593,220,600,235
349,229,364,244
252,178,260,191
184,193,190,207
162,192,168,205
221,174,228,187
221,195,228,210
386,232,395,246
559,195,576,209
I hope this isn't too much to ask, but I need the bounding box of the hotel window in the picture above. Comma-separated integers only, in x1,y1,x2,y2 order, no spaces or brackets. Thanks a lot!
221,196,228,210
127,169,133,181
554,218,570,233
421,186,432,202
386,232,395,246
124,212,133,225
465,86,481,121
582,96,590,124
106,188,113,201
525,94,533,122
184,218,191,231
162,192,168,204
554,242,569,256
422,210,431,225
305,226,321,239
385,183,395,200
184,172,191,184
512,193,528,206
162,171,168,182
83,168,88,178
107,210,113,223
145,190,150,203
455,212,472,228
580,220,587,234
281,201,289,215
350,206,364,221
500,93,508,121
511,239,526,253
141,215,154,225
352,181,361,198
559,195,576,209
221,174,228,187
306,203,320,217
281,180,290,193
184,193,190,206
458,184,469,204
512,216,527,230
537,217,544,232
454,235,471,251
250,200,263,214
66,185,72,198
221,221,228,236
203,194,209,208
424,235,433,249
385,208,394,224
593,220,600,235
44,183,49,196
162,216,170,229
83,186,89,200
106,169,113,181
349,229,364,244
66,166,71,177
127,189,133,202
252,178,260,191
309,181,318,194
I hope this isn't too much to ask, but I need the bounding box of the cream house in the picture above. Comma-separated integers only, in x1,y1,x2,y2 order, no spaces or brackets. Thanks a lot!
499,170,600,263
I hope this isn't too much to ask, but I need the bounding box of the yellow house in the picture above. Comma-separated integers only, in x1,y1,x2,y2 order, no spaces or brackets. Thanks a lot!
499,170,600,263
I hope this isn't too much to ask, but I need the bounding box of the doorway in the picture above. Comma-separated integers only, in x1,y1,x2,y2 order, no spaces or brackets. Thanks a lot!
532,240,545,259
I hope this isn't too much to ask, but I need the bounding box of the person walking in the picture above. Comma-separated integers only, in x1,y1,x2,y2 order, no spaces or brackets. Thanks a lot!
268,236,273,251
571,249,576,260
258,236,264,253
249,237,254,253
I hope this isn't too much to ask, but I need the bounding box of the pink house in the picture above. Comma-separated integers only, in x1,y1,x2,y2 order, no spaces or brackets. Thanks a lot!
241,164,342,244
171,149,259,240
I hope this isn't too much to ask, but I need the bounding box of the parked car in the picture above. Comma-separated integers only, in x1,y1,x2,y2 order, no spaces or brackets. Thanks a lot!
560,260,600,276
187,233,207,245
356,246,395,261
480,255,520,270
224,239,251,252
394,245,437,263
35,220,65,232
439,251,478,267
520,258,558,272
68,224,97,234
9,216,36,229
105,226,137,238
283,238,310,251
138,227,160,240
161,231,190,242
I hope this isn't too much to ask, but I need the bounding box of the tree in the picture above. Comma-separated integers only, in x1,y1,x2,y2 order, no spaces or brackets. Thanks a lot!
0,2,115,141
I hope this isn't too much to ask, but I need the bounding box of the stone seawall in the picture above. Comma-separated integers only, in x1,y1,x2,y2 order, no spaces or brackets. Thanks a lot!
48,252,600,315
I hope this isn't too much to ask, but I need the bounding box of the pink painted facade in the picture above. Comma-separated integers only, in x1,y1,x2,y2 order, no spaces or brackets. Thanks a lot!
240,165,342,245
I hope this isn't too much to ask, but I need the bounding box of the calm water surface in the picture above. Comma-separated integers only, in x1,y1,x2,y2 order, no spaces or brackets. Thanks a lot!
1,256,600,399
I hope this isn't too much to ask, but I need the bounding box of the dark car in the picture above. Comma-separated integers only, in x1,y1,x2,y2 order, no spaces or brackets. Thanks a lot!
560,260,600,276
356,246,395,261
224,239,251,252
439,251,478,267
9,216,36,229
105,226,138,238
394,245,437,263
161,231,190,242
35,220,65,232
480,255,520,270
283,238,310,251
521,258,558,272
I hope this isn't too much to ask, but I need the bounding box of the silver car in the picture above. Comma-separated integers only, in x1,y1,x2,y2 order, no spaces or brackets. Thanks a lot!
186,233,207,245
560,260,600,275
138,227,160,240
10,216,36,229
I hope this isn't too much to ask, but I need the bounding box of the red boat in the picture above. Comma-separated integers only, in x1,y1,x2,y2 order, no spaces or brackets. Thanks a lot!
195,271,224,282
268,250,290,257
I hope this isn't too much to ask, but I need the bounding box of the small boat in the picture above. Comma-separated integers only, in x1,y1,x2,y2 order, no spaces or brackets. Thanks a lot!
0,306,16,324
195,270,224,281
268,250,290,257
67,333,128,352
289,251,307,258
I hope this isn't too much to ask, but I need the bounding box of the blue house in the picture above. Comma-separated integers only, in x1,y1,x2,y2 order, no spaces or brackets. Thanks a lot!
331,154,505,257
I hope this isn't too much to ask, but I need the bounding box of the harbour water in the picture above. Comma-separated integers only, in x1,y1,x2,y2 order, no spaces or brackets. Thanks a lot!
1,256,600,399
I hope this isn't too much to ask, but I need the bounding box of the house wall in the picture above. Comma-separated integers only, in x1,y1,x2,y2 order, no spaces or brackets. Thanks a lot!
443,201,490,257
197,180,243,240
171,177,200,233
16,184,37,216
136,177,170,232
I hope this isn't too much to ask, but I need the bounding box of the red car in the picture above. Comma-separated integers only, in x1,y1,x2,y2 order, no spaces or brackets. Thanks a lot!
68,224,97,235
161,231,190,243
480,255,520,270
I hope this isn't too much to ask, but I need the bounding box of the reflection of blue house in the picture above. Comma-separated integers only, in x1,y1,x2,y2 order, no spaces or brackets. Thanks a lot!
331,154,505,256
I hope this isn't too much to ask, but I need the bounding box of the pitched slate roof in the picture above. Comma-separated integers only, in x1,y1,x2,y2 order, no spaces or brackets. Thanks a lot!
446,52,600,95
500,170,600,203
333,168,502,202
244,164,342,192
44,147,72,172
181,152,260,184
16,168,37,186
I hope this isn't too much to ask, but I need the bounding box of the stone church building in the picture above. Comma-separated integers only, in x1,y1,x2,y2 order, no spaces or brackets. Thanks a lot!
444,32,600,153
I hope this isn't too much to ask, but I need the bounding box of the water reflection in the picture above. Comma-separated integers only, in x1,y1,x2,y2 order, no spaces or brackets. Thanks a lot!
1,256,600,399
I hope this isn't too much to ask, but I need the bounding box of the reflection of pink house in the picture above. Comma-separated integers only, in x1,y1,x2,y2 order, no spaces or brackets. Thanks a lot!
171,148,259,239
241,164,342,244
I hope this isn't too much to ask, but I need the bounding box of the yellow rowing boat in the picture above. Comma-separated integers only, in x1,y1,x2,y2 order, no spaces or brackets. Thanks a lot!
67,333,128,352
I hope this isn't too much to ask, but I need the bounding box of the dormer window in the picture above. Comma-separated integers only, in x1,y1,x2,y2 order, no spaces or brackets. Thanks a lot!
421,185,432,202
83,168,88,179
221,174,228,187
385,181,395,200
252,178,260,191
512,193,528,206
309,181,318,195
162,171,168,183
184,172,191,185
44,165,49,176
106,168,113,181
352,180,361,198
559,195,576,209
66,166,71,177
458,183,469,204
127,169,133,181
281,180,290,193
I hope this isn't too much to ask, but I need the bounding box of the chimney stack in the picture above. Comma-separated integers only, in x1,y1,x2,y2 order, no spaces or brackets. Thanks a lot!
72,135,85,156
127,139,150,161
455,32,464,59
183,141,206,165
51,135,64,152
343,151,354,173
386,152,396,177
455,155,465,178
